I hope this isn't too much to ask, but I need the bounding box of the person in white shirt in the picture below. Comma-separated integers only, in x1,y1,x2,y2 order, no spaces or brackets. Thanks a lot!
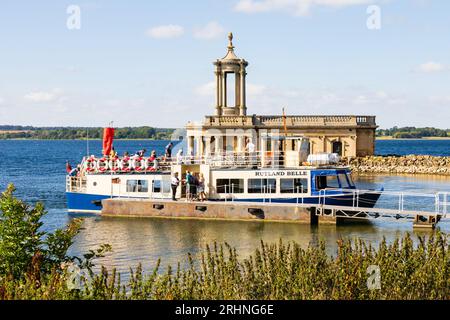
246,138,255,153
245,138,256,166
171,172,180,201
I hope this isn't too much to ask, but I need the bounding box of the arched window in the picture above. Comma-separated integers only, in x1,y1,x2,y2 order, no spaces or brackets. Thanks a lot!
332,141,343,156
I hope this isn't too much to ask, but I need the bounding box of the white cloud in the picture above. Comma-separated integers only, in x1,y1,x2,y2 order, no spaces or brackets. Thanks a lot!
195,81,216,96
146,25,184,39
235,0,373,16
0,96,4,105
193,21,225,40
24,89,63,103
429,95,450,104
417,61,445,73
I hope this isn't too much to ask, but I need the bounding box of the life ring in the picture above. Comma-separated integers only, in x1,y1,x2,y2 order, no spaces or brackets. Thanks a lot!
109,158,120,172
97,158,109,172
133,157,146,172
120,157,131,172
84,158,97,172
145,158,157,171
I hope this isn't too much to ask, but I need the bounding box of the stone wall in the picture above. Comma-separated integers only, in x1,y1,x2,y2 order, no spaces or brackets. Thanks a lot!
348,155,450,175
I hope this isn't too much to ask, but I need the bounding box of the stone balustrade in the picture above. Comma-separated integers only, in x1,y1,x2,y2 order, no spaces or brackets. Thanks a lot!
204,115,376,128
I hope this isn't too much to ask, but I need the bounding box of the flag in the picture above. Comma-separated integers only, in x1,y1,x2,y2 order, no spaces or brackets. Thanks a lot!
102,127,115,156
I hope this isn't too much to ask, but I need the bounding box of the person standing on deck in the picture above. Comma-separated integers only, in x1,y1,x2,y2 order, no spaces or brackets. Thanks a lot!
171,172,180,201
165,142,173,160
185,171,193,202
198,173,206,202
245,138,256,167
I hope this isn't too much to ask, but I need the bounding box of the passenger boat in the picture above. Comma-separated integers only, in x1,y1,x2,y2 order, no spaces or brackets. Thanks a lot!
66,137,382,213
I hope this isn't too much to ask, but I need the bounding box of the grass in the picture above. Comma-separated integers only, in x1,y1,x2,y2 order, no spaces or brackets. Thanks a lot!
1,232,448,300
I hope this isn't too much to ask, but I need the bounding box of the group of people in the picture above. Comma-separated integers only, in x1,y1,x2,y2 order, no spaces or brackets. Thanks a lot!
171,171,206,202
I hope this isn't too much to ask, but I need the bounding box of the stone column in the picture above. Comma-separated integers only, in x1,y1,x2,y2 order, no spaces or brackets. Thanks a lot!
204,136,211,157
239,67,247,116
215,135,222,156
222,73,227,108
235,73,241,110
187,136,195,156
237,136,246,153
215,71,221,116
195,136,203,157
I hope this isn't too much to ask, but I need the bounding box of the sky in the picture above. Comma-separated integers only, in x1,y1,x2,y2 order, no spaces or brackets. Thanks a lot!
0,0,449,129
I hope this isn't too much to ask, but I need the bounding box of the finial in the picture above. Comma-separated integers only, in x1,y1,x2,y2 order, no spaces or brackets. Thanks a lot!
227,32,234,50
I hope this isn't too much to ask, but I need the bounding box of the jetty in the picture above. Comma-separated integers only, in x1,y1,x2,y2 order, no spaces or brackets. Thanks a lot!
101,188,449,229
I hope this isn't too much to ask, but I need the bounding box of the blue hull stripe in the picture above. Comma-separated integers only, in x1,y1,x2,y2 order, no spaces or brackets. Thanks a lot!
67,191,381,213
66,192,110,212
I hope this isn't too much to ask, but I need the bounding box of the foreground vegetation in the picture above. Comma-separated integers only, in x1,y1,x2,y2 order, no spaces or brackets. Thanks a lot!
1,184,449,300
0,125,174,140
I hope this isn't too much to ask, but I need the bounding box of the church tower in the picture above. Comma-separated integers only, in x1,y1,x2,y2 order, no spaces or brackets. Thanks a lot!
213,33,248,116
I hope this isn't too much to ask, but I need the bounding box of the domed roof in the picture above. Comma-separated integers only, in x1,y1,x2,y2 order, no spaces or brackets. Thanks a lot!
221,32,240,61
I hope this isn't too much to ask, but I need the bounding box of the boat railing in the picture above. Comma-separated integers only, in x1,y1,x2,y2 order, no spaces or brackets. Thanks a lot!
75,151,344,174
175,151,339,169
319,188,449,216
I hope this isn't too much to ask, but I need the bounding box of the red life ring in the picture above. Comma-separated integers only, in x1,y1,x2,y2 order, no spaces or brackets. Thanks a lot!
133,157,146,172
120,157,131,172
97,158,109,172
109,158,120,172
84,158,97,172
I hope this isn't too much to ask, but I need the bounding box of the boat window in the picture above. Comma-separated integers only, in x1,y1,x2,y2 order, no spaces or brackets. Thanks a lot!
326,176,340,189
153,180,171,193
280,178,308,194
126,180,149,193
347,173,355,187
248,179,276,194
216,179,244,194
153,180,161,193
338,173,350,188
315,175,339,190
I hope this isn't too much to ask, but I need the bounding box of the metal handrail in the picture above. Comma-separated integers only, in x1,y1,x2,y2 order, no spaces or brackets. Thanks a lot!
320,188,449,215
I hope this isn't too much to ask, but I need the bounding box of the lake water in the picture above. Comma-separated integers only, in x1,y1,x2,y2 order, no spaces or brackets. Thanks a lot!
0,139,449,275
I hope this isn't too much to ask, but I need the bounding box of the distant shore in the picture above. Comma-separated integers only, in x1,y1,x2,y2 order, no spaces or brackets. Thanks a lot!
376,136,450,140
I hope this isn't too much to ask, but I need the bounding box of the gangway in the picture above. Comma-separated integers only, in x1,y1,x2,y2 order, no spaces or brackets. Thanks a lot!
314,189,449,229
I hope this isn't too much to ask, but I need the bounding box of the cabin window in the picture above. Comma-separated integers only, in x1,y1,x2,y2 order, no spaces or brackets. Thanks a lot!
347,174,355,187
315,175,340,190
338,173,351,188
280,178,308,193
216,179,244,194
153,180,171,193
126,180,149,193
248,179,276,194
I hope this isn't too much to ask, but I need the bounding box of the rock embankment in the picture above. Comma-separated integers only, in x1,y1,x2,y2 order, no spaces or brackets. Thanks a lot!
347,155,450,175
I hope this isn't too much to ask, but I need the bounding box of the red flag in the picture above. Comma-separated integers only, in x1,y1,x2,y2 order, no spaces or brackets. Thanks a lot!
103,127,114,156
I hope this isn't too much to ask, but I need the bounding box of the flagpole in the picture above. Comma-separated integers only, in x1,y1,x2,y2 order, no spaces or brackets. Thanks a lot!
86,127,89,157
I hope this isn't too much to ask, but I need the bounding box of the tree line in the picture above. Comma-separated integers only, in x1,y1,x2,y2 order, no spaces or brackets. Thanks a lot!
0,125,175,140
377,126,450,139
